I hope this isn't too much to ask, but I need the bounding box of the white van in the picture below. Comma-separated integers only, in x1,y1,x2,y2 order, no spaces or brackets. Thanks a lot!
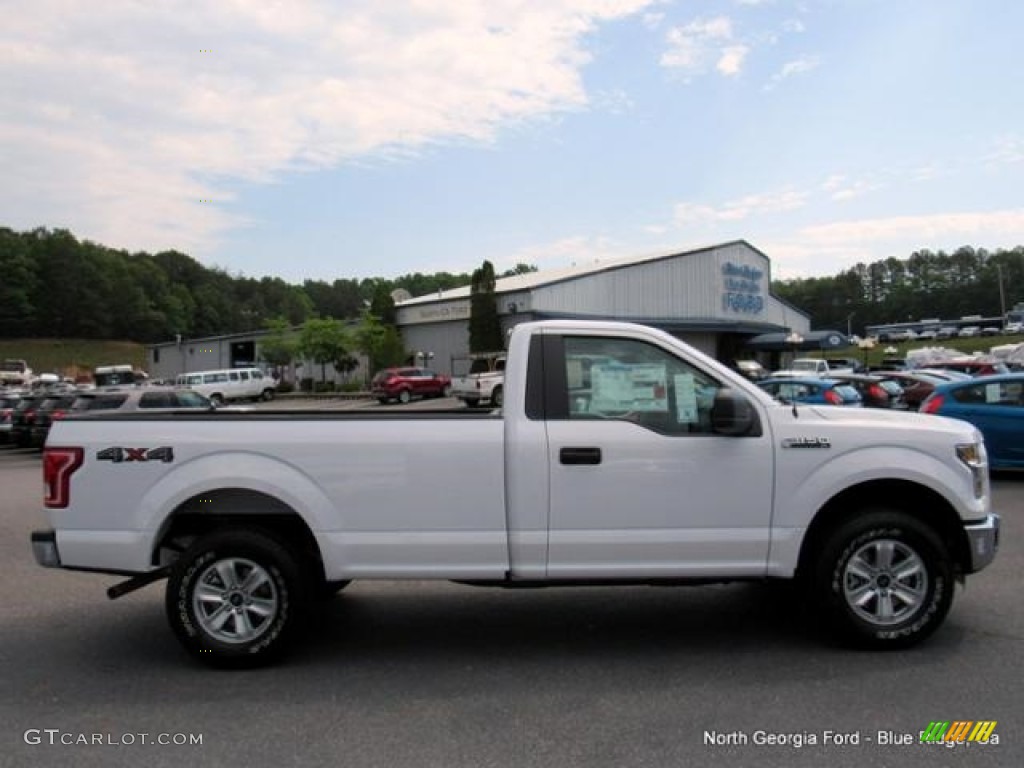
175,368,276,404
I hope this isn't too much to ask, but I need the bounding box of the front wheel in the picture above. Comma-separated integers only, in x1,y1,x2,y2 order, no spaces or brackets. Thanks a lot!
261,389,275,401
165,529,306,667
491,386,503,408
811,509,953,649
398,389,411,404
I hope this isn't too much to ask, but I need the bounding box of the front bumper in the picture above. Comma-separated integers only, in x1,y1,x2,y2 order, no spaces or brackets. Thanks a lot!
963,514,1000,573
31,529,61,568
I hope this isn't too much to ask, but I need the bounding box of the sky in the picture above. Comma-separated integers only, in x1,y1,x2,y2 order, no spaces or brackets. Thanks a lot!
4,0,1022,285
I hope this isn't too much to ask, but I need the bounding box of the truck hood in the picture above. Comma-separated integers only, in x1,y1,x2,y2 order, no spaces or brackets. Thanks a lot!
785,403,980,442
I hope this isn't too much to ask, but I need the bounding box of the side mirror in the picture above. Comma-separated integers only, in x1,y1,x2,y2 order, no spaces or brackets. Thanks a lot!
711,389,760,436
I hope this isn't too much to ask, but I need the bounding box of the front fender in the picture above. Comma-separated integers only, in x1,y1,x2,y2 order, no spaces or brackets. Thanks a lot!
767,445,984,577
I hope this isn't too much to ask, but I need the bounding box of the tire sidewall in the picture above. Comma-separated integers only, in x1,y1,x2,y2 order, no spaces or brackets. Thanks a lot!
167,530,302,666
817,511,952,648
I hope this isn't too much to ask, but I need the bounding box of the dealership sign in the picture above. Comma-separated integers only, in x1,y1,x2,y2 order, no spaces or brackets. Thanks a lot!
721,262,765,315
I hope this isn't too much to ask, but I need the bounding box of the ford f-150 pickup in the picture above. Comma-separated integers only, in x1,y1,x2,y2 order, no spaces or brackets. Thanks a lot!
31,320,1000,666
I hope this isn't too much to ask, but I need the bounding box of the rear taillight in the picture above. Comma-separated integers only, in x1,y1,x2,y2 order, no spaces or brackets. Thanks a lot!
51,410,67,421
26,409,37,424
43,446,83,508
824,389,842,405
920,395,944,415
868,385,887,402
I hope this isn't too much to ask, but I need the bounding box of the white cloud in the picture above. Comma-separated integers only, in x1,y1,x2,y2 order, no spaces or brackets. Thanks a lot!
984,135,1024,167
717,45,750,76
764,54,819,90
1,0,653,256
660,16,746,79
763,209,1024,277
673,188,807,225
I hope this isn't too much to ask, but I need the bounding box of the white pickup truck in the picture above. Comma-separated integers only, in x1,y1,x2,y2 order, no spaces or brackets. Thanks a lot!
773,357,856,377
450,352,506,407
32,320,999,667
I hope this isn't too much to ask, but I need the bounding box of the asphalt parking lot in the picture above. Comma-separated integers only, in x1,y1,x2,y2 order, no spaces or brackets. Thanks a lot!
0,429,1020,768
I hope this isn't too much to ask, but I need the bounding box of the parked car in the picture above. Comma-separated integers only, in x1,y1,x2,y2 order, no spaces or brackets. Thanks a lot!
935,326,959,340
175,368,276,404
928,359,1009,377
826,373,901,408
981,327,1003,337
732,360,768,381
371,368,452,404
29,393,80,449
920,374,1024,468
10,394,45,447
874,371,949,410
756,377,862,406
69,387,215,415
1005,322,1023,335
958,326,982,338
0,393,24,444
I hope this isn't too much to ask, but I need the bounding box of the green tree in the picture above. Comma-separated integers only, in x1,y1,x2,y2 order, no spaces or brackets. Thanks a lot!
469,260,503,352
259,316,300,377
354,311,406,374
298,317,351,383
0,228,39,336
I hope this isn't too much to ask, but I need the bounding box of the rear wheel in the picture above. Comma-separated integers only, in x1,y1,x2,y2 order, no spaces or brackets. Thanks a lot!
261,389,275,401
165,529,306,667
811,509,953,649
464,397,480,408
210,393,224,407
398,389,411,404
491,386,504,408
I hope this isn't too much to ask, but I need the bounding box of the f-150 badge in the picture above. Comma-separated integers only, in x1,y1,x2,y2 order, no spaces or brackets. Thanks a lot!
782,437,831,449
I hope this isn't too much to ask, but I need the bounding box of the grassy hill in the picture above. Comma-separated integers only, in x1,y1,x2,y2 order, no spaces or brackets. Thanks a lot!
0,338,147,378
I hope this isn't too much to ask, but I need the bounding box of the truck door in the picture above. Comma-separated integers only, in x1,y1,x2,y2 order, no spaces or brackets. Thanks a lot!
542,333,774,579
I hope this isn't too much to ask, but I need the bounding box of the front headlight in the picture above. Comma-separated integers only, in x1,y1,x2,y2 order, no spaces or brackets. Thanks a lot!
956,440,987,499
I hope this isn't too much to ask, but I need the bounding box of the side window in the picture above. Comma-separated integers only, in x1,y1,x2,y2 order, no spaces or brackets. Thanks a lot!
562,336,723,435
239,371,250,381
229,371,240,382
139,392,173,408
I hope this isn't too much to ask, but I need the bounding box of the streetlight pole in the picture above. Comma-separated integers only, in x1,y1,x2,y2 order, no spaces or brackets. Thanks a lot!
846,312,855,338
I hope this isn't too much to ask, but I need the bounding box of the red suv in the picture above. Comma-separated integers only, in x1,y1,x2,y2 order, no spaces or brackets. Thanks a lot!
371,368,452,404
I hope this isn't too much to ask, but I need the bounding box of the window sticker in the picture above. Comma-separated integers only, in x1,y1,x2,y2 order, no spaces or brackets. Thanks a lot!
674,373,699,423
591,363,668,413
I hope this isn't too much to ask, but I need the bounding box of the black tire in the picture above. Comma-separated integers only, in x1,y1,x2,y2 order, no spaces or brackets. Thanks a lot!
442,384,452,398
165,529,306,667
210,393,224,407
262,389,275,401
811,509,953,649
464,397,480,408
377,397,389,405
491,386,503,408
398,389,411,404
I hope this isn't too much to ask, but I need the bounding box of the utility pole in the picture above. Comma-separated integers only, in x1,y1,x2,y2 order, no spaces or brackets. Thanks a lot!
997,263,1007,324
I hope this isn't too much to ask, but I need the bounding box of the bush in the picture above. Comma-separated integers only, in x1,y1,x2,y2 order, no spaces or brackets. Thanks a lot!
276,381,295,394
339,381,364,393
300,377,314,393
313,381,336,393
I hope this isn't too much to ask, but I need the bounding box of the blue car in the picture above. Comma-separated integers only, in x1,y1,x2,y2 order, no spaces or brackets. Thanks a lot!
920,374,1024,469
757,377,862,406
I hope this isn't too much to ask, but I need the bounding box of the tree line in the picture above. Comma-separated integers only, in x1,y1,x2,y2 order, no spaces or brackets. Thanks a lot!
0,226,534,343
772,246,1024,335
2,227,1021,347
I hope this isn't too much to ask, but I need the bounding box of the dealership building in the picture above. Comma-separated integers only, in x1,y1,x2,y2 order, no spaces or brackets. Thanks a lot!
396,240,817,376
147,240,834,383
